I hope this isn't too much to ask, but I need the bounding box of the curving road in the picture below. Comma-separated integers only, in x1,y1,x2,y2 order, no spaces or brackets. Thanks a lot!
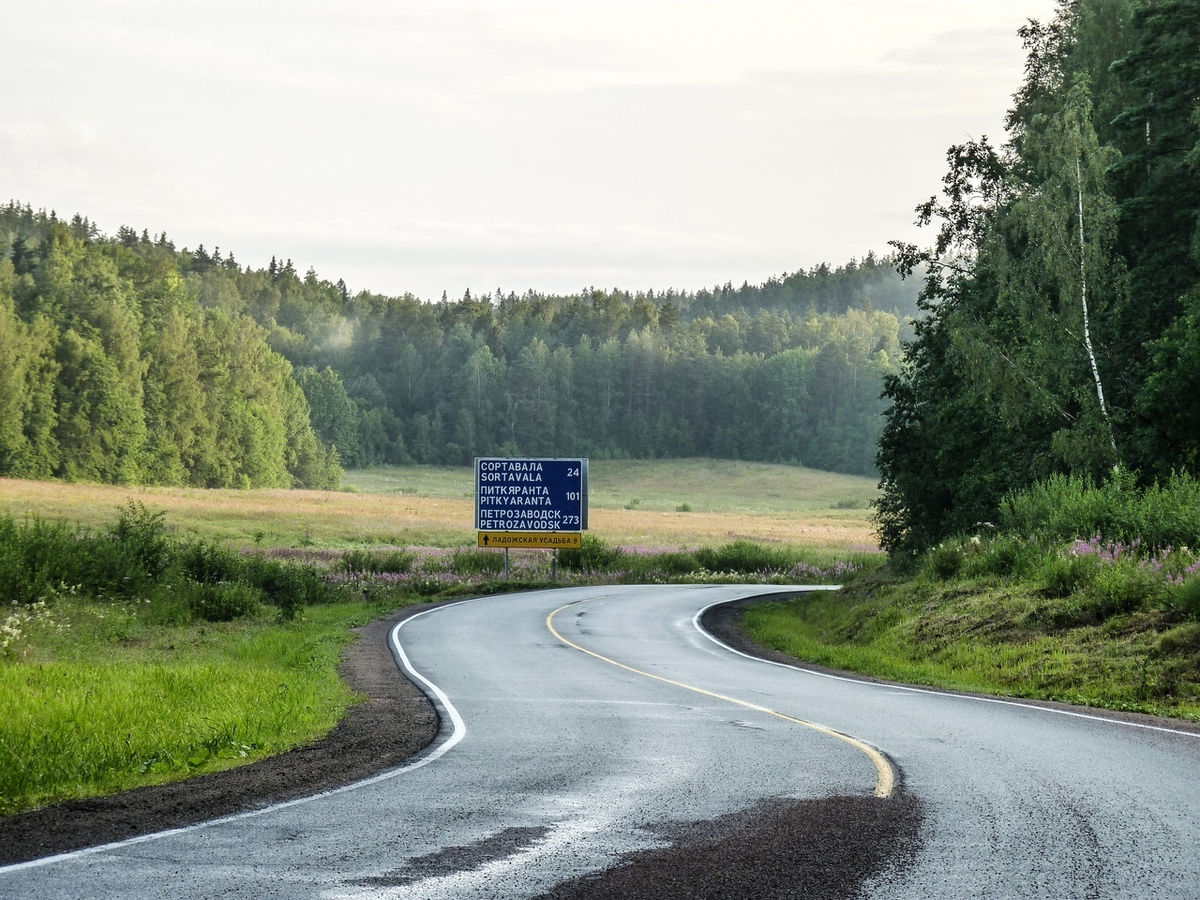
2,585,1199,898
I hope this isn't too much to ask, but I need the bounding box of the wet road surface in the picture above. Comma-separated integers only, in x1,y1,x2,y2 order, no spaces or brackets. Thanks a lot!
2,584,1198,898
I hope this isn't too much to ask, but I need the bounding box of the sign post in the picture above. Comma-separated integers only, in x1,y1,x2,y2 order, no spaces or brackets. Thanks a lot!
475,458,588,575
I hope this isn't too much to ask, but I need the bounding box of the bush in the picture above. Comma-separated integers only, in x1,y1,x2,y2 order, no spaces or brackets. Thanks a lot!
240,556,332,619
960,535,1041,579
175,540,242,585
1090,564,1160,618
1039,553,1096,599
446,550,506,577
0,517,75,606
559,536,624,572
1167,578,1200,621
924,543,964,580
695,541,791,574
650,551,702,577
109,501,171,581
335,549,414,575
183,582,261,622
1001,470,1200,548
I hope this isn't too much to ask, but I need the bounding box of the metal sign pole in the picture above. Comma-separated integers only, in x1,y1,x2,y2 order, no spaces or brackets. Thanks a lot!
504,548,510,581
552,549,557,582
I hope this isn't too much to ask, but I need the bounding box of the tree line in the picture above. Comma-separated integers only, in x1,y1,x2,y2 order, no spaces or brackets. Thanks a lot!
877,0,1200,554
0,203,916,488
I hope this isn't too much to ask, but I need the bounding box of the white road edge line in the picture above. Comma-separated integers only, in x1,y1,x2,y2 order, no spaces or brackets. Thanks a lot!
693,591,1200,740
0,604,469,876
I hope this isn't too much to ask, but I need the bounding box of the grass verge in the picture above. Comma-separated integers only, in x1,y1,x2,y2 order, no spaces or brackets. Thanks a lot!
741,549,1200,722
0,598,409,817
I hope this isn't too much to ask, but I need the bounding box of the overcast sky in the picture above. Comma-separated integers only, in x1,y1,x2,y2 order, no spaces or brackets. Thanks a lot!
1,1,1059,301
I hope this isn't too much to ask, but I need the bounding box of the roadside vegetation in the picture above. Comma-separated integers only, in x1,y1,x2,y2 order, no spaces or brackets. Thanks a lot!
4,462,1199,820
0,480,874,819
744,473,1200,720
733,0,1199,725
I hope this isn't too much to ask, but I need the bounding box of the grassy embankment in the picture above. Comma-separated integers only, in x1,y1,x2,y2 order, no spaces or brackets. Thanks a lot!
742,474,1200,721
0,461,876,816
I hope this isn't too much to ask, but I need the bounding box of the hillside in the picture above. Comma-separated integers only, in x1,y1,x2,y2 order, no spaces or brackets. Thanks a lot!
0,203,915,487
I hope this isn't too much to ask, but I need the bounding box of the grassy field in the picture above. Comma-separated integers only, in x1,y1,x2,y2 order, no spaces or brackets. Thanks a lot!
0,460,880,551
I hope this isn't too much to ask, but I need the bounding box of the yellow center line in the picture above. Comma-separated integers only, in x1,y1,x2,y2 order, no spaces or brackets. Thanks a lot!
547,601,895,799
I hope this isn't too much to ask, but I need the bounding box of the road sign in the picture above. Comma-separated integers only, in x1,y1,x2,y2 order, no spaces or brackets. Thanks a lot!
477,532,583,549
474,457,588,533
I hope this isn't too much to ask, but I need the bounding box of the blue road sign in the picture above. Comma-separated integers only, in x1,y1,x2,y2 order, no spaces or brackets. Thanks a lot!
475,458,588,533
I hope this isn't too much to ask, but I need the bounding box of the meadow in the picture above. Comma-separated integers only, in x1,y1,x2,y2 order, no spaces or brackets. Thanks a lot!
0,459,880,552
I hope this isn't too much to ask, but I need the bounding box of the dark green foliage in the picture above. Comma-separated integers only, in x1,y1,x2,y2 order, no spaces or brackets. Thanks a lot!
924,544,964,581
174,540,242,585
336,548,415,575
3,201,910,483
559,535,625,572
878,0,1200,554
110,501,171,581
0,511,341,622
0,517,78,606
1039,553,1098,600
694,540,792,574
182,582,261,623
959,535,1041,580
445,550,505,577
1000,471,1200,549
647,551,701,577
1168,580,1200,621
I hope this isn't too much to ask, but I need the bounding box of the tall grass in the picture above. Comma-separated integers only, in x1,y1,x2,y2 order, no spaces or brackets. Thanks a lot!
741,471,1200,722
1000,470,1200,548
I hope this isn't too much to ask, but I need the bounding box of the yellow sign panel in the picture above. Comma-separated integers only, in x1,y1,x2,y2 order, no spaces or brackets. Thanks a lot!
477,532,582,549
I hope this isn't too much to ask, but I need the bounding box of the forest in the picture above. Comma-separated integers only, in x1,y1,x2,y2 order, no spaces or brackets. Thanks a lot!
0,204,916,489
877,0,1200,554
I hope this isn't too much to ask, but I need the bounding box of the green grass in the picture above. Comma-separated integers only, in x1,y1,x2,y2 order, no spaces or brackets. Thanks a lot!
342,459,879,514
741,563,1200,721
0,597,409,816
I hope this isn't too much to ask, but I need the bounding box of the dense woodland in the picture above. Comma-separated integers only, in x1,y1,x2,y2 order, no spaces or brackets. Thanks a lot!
0,203,916,489
878,0,1200,553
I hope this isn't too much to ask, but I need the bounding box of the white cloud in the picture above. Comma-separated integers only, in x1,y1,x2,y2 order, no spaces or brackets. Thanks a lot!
0,0,1060,300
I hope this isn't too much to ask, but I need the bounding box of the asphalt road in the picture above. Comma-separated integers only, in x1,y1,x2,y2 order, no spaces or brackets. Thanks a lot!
3,584,1199,898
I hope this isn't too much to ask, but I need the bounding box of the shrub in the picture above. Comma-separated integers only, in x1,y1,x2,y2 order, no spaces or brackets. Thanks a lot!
694,541,790,574
924,543,964,580
446,550,506,577
960,535,1041,579
240,556,332,619
1167,578,1200,621
1001,470,1200,548
0,517,75,606
109,501,171,581
559,536,624,572
651,551,702,577
175,540,243,585
1040,553,1096,598
336,549,415,575
1090,564,1160,618
183,582,261,622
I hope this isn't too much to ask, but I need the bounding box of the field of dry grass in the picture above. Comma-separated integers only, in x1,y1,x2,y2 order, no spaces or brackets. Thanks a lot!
0,460,880,551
